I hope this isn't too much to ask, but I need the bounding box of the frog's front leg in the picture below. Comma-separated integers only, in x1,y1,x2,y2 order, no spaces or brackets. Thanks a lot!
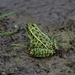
29,48,54,57
50,37,58,50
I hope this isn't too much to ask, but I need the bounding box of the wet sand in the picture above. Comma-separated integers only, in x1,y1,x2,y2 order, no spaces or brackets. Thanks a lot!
0,0,75,75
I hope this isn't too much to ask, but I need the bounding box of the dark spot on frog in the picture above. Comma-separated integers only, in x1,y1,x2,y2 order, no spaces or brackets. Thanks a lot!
32,24,35,27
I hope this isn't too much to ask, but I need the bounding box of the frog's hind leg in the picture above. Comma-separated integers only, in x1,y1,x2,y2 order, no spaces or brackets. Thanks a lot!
30,48,54,57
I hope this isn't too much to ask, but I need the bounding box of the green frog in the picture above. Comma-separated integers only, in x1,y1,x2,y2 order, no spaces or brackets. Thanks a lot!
26,23,58,57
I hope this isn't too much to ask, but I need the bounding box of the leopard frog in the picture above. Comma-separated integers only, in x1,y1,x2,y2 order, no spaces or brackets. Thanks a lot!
26,23,58,57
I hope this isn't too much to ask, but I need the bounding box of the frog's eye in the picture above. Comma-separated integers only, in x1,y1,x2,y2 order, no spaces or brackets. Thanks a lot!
31,24,34,26
32,24,36,27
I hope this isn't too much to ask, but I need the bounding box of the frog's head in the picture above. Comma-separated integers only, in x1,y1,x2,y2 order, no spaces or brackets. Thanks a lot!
26,23,37,29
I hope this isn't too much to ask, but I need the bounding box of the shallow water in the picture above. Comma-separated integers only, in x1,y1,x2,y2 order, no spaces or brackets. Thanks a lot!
0,0,75,75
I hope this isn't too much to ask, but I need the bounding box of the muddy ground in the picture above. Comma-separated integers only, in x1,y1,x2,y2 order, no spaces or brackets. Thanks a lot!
0,0,75,75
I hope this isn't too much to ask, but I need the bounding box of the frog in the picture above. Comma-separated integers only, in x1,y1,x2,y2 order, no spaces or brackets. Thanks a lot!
26,23,58,57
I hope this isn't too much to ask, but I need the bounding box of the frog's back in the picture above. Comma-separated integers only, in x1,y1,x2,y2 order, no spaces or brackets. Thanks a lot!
27,23,52,49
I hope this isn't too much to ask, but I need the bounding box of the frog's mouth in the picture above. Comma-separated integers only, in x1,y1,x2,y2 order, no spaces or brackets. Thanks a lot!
26,23,31,31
